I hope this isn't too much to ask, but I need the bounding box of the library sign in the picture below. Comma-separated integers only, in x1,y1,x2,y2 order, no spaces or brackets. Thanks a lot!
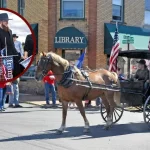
54,27,88,49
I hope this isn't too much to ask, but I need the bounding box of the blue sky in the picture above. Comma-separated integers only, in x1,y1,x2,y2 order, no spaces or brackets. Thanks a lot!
0,10,31,43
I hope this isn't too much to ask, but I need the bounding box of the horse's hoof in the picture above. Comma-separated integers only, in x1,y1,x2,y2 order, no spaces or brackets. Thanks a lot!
83,128,90,133
103,125,110,130
56,130,63,135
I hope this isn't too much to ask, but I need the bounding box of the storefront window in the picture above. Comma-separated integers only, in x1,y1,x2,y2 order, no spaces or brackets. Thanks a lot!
63,50,81,62
145,0,150,24
61,0,84,19
18,0,25,16
0,0,7,8
112,0,124,22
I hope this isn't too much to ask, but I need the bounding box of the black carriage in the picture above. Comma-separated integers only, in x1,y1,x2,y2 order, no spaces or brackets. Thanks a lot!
100,50,150,128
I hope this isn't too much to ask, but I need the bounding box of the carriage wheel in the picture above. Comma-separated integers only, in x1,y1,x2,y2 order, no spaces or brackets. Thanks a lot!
143,96,150,129
100,103,124,124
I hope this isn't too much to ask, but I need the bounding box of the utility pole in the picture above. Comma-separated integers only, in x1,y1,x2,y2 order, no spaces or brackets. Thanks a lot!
127,36,130,79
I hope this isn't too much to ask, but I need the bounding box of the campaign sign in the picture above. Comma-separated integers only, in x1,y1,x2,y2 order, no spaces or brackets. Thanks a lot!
0,56,14,81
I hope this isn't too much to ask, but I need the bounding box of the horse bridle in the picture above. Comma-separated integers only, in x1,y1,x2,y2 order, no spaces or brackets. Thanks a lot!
39,56,52,77
37,55,73,78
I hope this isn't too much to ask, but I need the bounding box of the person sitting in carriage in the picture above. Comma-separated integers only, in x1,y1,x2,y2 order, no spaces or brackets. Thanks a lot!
134,59,149,89
117,68,125,80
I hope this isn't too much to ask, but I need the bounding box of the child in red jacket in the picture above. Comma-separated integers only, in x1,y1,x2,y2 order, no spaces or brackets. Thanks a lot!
43,70,56,106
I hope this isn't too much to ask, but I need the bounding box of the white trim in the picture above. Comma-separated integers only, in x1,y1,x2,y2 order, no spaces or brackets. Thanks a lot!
61,0,84,19
112,0,124,22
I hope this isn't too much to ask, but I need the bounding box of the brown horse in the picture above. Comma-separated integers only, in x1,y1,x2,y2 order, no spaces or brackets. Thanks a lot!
35,52,120,133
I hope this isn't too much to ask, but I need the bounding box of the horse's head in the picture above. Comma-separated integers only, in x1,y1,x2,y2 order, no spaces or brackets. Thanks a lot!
35,52,52,81
35,51,70,81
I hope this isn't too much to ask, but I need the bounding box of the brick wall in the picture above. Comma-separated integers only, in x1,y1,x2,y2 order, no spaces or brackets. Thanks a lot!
6,0,146,70
48,0,57,52
7,0,49,57
25,0,48,56
7,0,18,11
96,0,112,69
124,0,144,27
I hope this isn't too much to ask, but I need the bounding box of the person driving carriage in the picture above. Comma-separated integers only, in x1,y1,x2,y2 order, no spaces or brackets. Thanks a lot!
134,59,149,89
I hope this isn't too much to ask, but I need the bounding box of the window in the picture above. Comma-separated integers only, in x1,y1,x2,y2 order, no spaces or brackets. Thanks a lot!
145,0,150,24
112,0,124,22
18,0,25,16
0,0,7,8
61,0,84,19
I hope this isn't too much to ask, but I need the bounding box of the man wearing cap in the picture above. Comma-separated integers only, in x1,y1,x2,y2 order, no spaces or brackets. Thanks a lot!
0,13,22,77
13,34,24,58
134,59,149,89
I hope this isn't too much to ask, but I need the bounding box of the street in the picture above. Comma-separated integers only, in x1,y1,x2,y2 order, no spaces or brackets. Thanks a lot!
0,103,150,150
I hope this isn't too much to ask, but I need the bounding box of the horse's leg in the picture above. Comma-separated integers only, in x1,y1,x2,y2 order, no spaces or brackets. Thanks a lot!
105,91,117,128
57,100,68,134
75,100,90,133
101,93,111,129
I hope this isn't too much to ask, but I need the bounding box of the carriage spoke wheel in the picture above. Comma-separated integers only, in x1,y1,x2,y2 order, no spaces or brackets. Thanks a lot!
100,103,124,124
143,96,150,129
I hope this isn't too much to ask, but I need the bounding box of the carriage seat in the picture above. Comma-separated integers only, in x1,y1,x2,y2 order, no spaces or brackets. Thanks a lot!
120,80,144,106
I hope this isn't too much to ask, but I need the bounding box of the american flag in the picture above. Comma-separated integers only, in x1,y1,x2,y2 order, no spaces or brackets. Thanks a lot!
109,22,120,72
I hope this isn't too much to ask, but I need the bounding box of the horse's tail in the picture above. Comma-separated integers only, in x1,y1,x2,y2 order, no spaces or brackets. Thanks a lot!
110,72,121,106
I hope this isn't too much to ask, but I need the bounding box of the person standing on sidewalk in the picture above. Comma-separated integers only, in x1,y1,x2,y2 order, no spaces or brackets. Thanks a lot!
0,82,6,111
43,70,56,107
9,78,22,108
13,34,24,58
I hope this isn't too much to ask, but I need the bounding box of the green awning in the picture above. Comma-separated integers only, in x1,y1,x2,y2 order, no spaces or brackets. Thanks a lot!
54,27,88,49
31,23,38,53
104,23,150,54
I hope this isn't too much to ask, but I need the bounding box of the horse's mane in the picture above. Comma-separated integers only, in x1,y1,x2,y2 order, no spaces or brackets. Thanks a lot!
46,52,70,70
40,52,85,80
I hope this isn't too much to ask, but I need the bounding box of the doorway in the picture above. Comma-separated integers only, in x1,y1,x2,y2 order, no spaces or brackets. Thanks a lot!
62,49,83,65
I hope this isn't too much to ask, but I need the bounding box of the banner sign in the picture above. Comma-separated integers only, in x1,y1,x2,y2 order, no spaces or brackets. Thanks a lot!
0,56,14,81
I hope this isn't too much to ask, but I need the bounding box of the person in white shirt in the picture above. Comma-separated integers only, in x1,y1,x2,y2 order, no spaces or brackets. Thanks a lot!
12,34,24,58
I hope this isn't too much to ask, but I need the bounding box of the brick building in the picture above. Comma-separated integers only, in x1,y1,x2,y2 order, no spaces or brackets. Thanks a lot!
2,0,150,70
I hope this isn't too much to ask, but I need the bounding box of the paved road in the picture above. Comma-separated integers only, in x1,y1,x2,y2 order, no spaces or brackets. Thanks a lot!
0,103,150,150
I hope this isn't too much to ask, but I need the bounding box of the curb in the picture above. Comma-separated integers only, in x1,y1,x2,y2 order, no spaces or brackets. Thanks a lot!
23,101,44,106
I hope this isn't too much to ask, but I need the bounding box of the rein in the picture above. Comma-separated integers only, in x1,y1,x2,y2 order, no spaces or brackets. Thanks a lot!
57,66,75,88
39,56,75,88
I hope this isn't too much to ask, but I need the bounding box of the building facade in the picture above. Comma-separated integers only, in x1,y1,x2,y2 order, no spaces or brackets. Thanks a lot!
3,0,150,69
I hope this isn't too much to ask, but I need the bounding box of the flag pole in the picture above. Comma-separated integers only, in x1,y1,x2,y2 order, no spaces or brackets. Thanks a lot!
5,37,7,56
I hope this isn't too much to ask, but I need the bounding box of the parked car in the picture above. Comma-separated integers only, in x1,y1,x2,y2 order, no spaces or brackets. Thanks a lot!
20,65,36,81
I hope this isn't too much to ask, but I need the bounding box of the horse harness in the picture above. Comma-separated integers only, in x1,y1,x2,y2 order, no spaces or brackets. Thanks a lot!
58,66,92,100
57,66,75,88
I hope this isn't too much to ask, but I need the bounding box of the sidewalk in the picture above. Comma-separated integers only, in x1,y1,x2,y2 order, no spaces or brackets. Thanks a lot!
19,94,98,107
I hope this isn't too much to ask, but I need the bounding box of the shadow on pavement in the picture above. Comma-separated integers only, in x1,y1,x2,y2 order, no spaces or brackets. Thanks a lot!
0,122,149,142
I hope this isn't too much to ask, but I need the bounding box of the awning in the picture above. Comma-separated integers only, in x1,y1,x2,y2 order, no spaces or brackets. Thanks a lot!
54,27,88,49
119,50,150,59
104,23,150,54
31,23,38,53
